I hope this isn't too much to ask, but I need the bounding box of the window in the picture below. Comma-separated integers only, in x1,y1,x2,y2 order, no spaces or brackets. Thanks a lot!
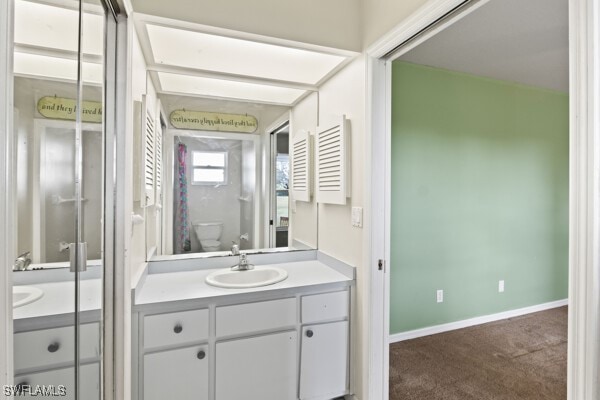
192,151,227,184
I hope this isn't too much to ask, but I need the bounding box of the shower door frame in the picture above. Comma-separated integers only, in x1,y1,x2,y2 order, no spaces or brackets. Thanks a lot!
0,0,122,397
0,0,15,389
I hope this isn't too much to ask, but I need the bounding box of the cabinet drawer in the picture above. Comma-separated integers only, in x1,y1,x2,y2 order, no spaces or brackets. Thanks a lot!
216,298,296,337
301,291,348,323
14,323,100,371
144,309,209,350
14,363,99,400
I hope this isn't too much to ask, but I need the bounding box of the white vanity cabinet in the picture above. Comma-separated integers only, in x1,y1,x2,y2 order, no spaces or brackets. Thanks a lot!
144,345,209,400
300,321,349,400
216,331,298,400
299,291,350,400
13,322,101,400
135,288,351,400
139,308,210,400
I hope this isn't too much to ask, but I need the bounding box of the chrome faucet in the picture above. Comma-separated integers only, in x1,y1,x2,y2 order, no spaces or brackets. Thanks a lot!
13,251,32,271
231,253,254,271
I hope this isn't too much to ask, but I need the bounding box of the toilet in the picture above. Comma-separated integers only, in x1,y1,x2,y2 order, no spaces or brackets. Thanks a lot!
193,221,223,252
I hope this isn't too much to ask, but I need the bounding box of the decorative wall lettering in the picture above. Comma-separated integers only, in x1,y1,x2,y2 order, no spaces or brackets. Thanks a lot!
37,96,102,123
170,109,258,133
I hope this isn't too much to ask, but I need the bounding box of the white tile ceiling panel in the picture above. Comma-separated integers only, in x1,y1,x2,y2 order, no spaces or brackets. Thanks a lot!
158,72,306,105
147,24,346,85
15,0,104,56
14,52,103,84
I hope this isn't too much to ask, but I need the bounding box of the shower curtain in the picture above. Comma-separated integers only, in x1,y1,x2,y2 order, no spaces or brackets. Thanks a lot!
175,142,191,253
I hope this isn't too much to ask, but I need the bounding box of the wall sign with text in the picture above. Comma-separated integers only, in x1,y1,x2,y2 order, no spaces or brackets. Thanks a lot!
170,110,258,133
37,96,102,123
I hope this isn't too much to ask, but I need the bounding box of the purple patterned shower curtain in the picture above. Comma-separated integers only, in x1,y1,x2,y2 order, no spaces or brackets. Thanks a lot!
175,142,191,253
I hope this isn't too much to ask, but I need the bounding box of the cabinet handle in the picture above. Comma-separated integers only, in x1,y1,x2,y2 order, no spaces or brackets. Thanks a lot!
306,330,314,338
173,324,183,334
47,342,60,353
197,350,206,360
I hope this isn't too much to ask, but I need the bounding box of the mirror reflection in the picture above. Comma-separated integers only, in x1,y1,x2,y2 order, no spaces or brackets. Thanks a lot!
13,0,104,270
151,95,311,257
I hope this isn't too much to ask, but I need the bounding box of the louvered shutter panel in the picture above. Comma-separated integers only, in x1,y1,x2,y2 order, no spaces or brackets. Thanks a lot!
141,95,155,207
291,129,312,202
315,115,350,205
154,116,163,206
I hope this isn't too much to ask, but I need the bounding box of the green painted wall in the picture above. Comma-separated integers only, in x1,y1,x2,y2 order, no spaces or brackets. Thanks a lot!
390,62,569,334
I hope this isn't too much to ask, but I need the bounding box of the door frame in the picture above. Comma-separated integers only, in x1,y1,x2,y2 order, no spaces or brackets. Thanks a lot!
365,0,600,399
268,120,291,248
32,119,102,264
0,0,14,390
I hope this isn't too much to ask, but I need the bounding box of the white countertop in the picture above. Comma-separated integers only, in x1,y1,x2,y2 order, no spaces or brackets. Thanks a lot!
135,260,352,305
13,279,102,320
12,258,353,320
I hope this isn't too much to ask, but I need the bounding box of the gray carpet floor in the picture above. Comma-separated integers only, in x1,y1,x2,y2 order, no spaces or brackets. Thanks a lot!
389,306,568,400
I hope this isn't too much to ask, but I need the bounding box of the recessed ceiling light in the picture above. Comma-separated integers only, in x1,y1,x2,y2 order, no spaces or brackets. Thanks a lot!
146,24,347,85
157,72,307,105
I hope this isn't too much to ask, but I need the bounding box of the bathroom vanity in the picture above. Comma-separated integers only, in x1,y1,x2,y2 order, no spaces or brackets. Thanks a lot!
132,251,354,400
12,278,103,400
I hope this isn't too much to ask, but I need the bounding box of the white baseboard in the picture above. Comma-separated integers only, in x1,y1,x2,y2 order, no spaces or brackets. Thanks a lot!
389,299,568,343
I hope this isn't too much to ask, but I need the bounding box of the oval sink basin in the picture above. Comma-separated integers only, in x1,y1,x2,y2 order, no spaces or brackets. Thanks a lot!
206,267,288,289
13,286,44,308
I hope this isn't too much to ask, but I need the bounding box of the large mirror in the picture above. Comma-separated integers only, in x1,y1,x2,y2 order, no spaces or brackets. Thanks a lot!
13,0,105,270
149,94,315,258
129,14,353,259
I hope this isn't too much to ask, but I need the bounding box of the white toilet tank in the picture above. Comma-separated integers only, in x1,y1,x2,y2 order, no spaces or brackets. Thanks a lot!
193,221,223,240
193,222,223,252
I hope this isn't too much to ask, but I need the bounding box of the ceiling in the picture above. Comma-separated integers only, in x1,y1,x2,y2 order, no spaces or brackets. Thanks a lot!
11,0,356,106
399,0,569,92
135,15,355,106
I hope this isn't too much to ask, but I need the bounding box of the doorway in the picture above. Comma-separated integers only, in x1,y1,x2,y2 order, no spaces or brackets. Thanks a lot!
270,122,290,248
366,0,600,398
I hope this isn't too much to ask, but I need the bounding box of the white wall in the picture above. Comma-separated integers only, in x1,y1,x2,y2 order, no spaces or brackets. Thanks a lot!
288,56,367,398
289,92,318,248
362,0,430,48
317,56,367,399
130,25,157,284
131,0,362,52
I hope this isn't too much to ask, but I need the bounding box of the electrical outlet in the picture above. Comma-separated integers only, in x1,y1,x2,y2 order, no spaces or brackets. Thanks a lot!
499,280,505,293
436,289,444,303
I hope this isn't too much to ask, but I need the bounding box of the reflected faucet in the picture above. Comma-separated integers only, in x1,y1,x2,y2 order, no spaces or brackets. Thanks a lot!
231,242,240,256
13,251,32,271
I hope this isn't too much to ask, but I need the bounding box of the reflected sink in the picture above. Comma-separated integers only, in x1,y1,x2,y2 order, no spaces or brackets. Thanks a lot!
205,267,288,289
13,286,44,308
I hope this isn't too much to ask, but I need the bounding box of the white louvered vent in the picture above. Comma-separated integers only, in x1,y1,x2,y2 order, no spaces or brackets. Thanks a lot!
141,95,155,207
154,116,163,205
291,129,312,202
316,115,350,205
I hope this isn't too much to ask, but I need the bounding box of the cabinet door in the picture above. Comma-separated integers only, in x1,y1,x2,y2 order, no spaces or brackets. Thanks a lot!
300,321,349,400
14,363,99,400
143,345,208,400
216,331,297,400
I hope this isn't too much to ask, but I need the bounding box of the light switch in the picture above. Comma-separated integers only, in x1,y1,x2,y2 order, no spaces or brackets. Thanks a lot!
351,207,363,228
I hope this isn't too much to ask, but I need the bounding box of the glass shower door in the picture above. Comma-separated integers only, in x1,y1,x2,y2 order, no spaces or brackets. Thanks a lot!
11,0,111,399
